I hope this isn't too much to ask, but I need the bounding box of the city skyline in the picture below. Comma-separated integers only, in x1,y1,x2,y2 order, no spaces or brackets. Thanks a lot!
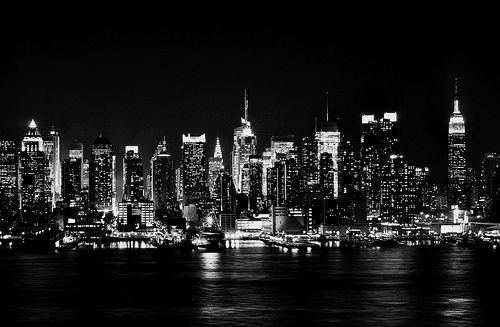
2,8,500,185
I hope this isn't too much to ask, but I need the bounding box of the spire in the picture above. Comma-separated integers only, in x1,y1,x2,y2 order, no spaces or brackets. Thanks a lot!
326,91,329,122
29,119,37,129
314,117,318,133
244,89,249,123
214,137,222,158
453,77,460,114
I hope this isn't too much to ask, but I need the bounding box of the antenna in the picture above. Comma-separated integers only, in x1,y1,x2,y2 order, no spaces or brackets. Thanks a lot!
244,89,248,122
326,91,329,122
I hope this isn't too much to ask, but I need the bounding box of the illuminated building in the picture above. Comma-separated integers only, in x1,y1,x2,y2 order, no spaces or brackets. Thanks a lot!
69,140,84,189
43,126,61,209
118,200,154,230
62,157,81,203
182,133,208,205
339,139,361,200
123,146,144,201
247,155,263,212
266,155,299,207
231,89,257,193
150,137,175,209
208,137,224,199
360,112,399,218
380,155,417,224
0,137,19,221
19,119,51,224
315,93,341,199
480,153,500,219
214,170,236,213
261,147,272,200
448,78,467,208
82,159,89,191
89,134,116,213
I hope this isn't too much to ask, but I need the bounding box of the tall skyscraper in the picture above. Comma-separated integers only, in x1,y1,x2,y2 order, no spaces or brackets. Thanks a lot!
123,146,144,201
19,119,50,224
448,78,467,208
0,137,19,222
69,140,84,189
89,134,116,213
247,154,263,212
182,133,208,205
208,137,224,199
150,137,175,209
360,112,399,219
315,93,342,199
62,157,82,203
480,153,500,219
231,90,257,193
43,126,61,208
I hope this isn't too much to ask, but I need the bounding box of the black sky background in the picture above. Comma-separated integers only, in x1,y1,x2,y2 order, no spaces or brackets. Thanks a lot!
2,6,500,199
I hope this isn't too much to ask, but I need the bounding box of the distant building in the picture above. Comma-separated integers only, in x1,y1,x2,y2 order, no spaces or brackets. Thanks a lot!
150,137,175,209
122,146,144,201
448,78,467,208
89,134,116,213
208,137,224,199
0,136,19,222
182,133,208,205
19,119,50,224
42,126,61,209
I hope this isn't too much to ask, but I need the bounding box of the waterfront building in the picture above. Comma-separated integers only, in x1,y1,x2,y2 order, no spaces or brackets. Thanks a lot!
0,136,19,221
123,146,144,201
150,137,175,209
182,133,208,205
19,119,50,224
89,134,116,213
117,200,154,230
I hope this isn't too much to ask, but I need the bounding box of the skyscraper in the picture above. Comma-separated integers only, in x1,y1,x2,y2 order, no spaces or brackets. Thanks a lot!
231,90,257,193
62,157,82,203
150,137,175,209
43,126,61,208
123,146,144,201
315,93,341,199
19,119,50,224
182,133,208,205
89,134,116,213
0,137,19,222
208,137,224,199
448,78,467,208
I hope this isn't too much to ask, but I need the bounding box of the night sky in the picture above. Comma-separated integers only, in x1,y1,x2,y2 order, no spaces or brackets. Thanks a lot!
2,6,500,197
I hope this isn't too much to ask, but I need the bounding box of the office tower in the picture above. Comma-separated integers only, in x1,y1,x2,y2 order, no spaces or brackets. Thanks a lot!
89,134,116,213
82,159,90,191
123,146,144,201
0,137,19,221
415,167,430,212
247,155,263,212
214,170,236,213
69,140,84,188
19,119,50,223
118,200,154,230
380,155,417,224
231,90,257,192
448,78,467,208
270,135,295,163
42,126,61,209
261,147,273,200
208,137,224,199
150,137,175,209
62,157,81,203
182,133,208,205
339,139,361,199
319,152,335,200
481,153,500,218
267,155,299,207
315,93,341,199
360,112,399,219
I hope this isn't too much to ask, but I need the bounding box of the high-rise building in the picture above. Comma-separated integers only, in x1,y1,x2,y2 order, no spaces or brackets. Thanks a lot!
0,137,19,222
19,119,51,224
448,78,467,208
231,90,257,193
123,146,144,201
214,170,236,213
380,155,417,225
62,157,82,203
150,137,175,209
182,133,208,205
69,140,84,189
82,159,90,191
481,153,500,218
339,139,361,200
315,94,341,199
89,134,116,213
360,112,399,218
247,155,263,212
43,126,61,208
208,137,224,199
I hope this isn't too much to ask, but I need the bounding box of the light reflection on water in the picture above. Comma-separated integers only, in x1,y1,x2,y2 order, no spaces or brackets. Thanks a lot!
1,242,499,326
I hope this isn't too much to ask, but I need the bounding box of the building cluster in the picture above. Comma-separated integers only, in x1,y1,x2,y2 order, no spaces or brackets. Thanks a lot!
1,82,500,236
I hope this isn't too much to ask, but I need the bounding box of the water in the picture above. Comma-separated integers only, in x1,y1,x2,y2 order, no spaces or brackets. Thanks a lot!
1,242,499,326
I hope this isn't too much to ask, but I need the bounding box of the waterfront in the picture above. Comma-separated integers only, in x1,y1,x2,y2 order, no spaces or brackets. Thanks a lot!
1,242,499,326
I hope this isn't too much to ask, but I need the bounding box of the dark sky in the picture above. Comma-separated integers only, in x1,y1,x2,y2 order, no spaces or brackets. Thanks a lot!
2,6,500,196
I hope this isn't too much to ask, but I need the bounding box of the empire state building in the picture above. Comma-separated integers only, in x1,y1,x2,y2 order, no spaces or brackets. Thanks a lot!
448,78,467,208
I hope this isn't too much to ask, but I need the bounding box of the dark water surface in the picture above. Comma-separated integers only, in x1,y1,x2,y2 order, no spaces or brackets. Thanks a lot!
1,242,499,326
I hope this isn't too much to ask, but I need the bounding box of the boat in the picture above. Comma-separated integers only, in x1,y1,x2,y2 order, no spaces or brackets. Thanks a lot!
192,229,225,251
